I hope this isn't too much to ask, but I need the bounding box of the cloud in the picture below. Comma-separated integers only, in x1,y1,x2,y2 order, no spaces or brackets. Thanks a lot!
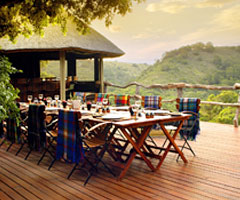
132,33,151,39
197,0,236,8
146,0,238,14
108,25,121,33
146,1,187,14
211,4,240,30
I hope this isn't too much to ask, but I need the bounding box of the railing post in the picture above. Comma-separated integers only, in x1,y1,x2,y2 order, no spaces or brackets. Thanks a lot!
233,92,240,127
177,88,183,98
135,85,140,95
104,83,108,93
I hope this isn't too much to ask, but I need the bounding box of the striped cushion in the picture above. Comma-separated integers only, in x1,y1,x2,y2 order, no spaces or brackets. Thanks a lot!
56,109,84,163
115,95,129,106
143,96,160,109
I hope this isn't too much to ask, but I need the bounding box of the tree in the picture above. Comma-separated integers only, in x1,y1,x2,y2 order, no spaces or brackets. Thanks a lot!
0,56,20,123
0,0,144,42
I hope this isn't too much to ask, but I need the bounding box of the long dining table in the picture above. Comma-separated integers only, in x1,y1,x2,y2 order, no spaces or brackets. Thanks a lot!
19,102,190,180
83,111,190,180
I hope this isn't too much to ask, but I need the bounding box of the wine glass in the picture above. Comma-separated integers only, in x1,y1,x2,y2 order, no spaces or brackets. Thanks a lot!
27,95,33,104
38,94,43,102
134,100,142,118
54,94,59,101
102,98,108,107
54,94,60,107
46,96,52,107
134,100,141,110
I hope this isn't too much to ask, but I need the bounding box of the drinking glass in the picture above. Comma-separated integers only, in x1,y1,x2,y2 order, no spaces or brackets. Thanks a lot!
46,97,52,107
134,100,141,110
27,95,33,104
54,94,59,101
134,100,142,118
38,94,43,102
102,98,109,107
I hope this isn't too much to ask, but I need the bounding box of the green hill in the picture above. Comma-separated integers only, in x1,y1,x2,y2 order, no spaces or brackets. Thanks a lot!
136,42,240,86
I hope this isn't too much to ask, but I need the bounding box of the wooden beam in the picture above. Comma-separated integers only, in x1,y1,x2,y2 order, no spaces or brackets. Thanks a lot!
59,51,66,100
100,58,104,93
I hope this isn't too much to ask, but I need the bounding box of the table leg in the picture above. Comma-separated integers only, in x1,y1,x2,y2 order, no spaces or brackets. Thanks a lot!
119,127,155,173
156,121,188,169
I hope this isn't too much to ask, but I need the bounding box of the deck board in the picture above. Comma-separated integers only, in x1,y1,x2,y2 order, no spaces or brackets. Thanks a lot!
0,121,240,200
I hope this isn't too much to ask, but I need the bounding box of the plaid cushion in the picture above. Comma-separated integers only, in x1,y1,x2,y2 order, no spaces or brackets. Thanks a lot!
143,96,160,109
115,95,129,106
179,98,200,140
0,122,3,138
56,110,84,163
6,118,20,143
28,104,46,150
96,93,108,103
179,98,199,112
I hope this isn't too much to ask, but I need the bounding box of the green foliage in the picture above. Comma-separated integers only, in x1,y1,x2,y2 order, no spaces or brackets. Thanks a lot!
0,0,144,42
200,91,239,124
0,56,20,123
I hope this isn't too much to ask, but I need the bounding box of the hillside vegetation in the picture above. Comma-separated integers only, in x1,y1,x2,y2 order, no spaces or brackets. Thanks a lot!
41,42,240,124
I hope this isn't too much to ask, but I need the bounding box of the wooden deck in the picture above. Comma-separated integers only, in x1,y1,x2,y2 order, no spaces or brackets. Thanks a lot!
0,121,240,200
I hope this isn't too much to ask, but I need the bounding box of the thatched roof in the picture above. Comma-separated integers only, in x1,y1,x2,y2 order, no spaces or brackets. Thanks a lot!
0,23,124,58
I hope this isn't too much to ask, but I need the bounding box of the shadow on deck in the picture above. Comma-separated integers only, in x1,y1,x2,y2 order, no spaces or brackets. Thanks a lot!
0,122,240,199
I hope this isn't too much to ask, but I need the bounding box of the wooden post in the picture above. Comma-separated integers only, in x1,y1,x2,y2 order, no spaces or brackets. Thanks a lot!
177,88,183,98
233,92,240,127
59,51,66,100
99,58,104,93
104,83,108,93
135,85,140,95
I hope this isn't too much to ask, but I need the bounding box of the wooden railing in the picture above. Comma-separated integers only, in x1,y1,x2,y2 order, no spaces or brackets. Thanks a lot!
104,81,240,127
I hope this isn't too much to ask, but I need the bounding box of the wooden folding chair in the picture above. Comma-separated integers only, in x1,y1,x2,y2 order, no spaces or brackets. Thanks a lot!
176,98,201,158
48,109,115,186
141,96,162,146
22,104,47,160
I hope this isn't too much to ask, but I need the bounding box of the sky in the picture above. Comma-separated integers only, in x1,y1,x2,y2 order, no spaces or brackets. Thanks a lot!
92,0,240,64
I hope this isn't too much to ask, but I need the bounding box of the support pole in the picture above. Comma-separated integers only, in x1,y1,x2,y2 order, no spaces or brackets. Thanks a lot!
60,51,66,100
99,58,104,93
233,92,240,127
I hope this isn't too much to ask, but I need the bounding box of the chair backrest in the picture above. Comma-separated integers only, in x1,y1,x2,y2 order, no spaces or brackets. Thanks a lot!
142,96,162,109
176,98,200,113
94,93,109,103
28,104,46,149
176,98,201,140
56,109,84,163
114,95,130,107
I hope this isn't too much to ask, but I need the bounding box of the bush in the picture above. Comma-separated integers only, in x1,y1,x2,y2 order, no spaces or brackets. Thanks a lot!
0,56,20,123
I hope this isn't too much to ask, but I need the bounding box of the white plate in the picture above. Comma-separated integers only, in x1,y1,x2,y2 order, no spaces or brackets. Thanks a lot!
102,114,122,120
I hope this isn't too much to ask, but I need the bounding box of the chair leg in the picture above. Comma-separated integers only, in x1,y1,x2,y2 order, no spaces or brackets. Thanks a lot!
147,135,157,146
67,163,79,179
185,139,196,156
37,148,48,165
38,139,56,165
6,142,14,152
48,158,56,170
24,148,33,160
176,140,186,162
15,142,25,156
0,138,6,147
